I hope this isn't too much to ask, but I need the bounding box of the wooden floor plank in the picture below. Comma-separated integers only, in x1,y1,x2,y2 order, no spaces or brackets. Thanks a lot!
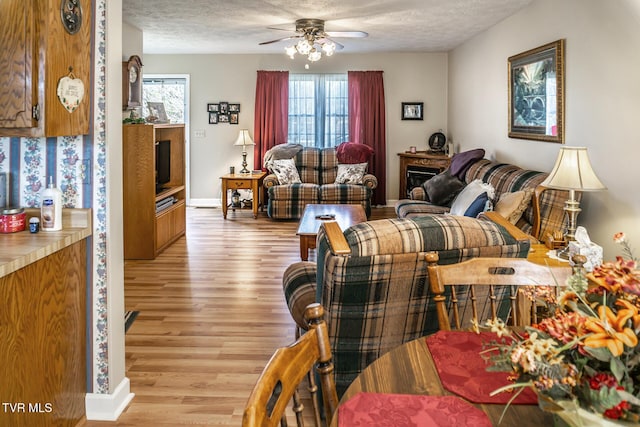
82,206,395,426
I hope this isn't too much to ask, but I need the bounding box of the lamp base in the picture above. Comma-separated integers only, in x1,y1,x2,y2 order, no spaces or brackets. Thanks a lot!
240,151,250,174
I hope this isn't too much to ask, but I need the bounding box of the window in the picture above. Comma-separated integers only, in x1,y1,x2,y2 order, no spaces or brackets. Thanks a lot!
288,74,348,148
142,77,187,123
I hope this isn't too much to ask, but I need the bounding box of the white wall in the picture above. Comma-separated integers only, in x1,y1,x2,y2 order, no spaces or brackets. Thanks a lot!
122,21,143,61
449,0,640,257
142,53,449,204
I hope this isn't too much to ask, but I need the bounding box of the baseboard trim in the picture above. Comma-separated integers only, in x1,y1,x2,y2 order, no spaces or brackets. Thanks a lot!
85,377,135,421
189,198,220,207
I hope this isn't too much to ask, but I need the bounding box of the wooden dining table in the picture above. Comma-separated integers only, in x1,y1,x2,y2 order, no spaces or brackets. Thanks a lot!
330,333,554,426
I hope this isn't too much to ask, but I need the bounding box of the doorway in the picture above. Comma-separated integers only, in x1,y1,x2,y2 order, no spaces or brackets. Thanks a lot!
142,74,191,204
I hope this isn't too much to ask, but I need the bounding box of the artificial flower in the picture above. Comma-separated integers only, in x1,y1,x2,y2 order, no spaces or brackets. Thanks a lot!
483,233,640,422
583,305,637,357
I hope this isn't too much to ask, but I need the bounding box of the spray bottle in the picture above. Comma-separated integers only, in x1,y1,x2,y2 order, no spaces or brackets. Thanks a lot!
41,176,62,231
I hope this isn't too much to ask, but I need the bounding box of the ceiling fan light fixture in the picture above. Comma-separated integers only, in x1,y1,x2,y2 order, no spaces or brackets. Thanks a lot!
321,41,336,56
308,49,322,62
296,39,312,55
285,45,297,58
265,18,367,64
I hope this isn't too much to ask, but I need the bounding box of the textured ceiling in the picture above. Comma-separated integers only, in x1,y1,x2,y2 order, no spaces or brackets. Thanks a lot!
122,0,534,54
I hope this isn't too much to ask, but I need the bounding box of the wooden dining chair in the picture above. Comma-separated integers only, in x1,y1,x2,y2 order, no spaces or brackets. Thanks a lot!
425,252,576,330
242,303,339,427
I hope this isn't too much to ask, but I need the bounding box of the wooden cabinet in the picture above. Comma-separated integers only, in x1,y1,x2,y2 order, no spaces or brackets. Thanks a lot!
398,152,451,199
0,0,91,137
0,239,86,427
123,124,186,259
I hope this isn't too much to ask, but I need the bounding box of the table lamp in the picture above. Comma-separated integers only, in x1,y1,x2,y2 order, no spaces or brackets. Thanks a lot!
540,146,606,259
233,129,255,174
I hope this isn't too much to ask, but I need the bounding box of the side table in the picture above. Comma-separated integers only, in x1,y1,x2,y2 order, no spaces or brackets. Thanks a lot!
220,171,267,219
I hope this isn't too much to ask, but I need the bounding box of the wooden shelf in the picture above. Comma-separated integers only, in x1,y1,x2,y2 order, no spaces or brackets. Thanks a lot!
155,185,185,202
123,123,186,259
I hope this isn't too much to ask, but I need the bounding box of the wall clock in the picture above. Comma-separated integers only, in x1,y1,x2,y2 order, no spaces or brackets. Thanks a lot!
428,132,447,153
122,55,143,111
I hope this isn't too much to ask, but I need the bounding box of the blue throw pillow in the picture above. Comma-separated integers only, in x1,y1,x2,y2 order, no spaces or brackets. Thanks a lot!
463,192,489,217
449,179,495,217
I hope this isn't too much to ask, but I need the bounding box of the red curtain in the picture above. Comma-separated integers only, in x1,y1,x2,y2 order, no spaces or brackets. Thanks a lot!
254,71,289,170
348,71,386,206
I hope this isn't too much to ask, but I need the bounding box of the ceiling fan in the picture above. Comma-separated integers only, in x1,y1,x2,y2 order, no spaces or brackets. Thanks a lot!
260,19,368,62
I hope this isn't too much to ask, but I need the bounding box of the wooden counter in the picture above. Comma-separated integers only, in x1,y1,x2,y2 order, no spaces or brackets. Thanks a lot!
0,208,92,278
0,208,91,427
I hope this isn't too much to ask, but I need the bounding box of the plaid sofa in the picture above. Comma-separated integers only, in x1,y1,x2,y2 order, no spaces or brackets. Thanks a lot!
282,214,530,396
264,147,378,219
395,159,573,241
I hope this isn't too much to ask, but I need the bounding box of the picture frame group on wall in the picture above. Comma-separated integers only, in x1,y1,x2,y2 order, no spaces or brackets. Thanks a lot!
508,39,565,143
207,102,240,125
401,102,424,120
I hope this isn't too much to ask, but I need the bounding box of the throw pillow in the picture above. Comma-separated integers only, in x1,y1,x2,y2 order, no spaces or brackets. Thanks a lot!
449,179,495,217
335,162,368,184
494,188,534,224
271,158,301,184
422,169,465,206
336,142,374,164
449,148,485,180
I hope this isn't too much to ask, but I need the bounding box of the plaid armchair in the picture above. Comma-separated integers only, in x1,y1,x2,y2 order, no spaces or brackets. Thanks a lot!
282,214,530,396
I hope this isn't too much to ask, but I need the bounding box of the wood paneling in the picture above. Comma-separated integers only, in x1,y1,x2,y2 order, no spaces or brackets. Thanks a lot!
0,240,86,427
82,207,396,427
43,0,92,137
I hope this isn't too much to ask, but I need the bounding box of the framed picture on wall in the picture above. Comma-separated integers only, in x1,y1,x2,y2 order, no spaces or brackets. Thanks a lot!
229,104,240,112
209,112,218,124
229,113,239,124
218,113,229,123
207,103,219,112
508,39,564,143
401,102,424,120
219,102,229,114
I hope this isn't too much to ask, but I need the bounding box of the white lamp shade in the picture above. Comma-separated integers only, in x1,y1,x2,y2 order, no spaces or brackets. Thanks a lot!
541,146,606,191
233,129,254,147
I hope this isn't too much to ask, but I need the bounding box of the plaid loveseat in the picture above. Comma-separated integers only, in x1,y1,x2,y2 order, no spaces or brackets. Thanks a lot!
395,159,573,241
264,147,378,219
282,214,530,396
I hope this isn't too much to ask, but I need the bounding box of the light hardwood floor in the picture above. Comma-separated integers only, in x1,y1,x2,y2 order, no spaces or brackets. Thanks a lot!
83,206,395,426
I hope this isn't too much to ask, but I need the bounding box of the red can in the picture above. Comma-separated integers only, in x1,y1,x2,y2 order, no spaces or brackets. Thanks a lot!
0,207,26,233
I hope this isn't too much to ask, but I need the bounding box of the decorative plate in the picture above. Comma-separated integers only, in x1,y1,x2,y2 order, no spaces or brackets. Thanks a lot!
60,0,83,35
57,76,85,113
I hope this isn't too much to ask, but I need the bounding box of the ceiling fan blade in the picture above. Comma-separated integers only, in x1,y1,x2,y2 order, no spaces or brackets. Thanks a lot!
266,25,297,32
325,30,368,38
259,35,301,45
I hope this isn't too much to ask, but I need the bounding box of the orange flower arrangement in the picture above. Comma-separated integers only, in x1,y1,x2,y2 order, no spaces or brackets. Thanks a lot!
483,233,640,423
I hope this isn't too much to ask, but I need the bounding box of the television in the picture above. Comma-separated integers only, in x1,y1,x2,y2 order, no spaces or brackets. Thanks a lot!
155,140,171,193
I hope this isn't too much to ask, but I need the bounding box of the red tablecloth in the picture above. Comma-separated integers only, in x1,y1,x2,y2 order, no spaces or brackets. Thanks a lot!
426,330,538,404
337,392,492,427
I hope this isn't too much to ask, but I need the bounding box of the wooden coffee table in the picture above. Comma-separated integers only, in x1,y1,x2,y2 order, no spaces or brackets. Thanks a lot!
296,204,367,261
